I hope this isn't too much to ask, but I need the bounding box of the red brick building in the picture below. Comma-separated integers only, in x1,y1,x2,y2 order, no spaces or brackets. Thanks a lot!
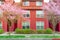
19,0,49,30
1,0,60,32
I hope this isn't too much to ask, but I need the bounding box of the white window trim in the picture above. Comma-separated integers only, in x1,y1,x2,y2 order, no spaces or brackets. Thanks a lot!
0,1,4,5
22,21,30,29
36,21,44,30
0,9,3,17
14,0,21,3
36,1,42,6
23,1,30,6
36,10,44,18
23,10,30,18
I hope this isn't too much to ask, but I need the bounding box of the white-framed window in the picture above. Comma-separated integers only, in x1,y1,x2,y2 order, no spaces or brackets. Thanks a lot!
36,21,44,30
36,10,44,18
14,0,21,3
0,22,2,29
36,1,42,6
23,1,30,6
0,0,4,5
22,21,30,29
0,9,3,17
23,10,30,18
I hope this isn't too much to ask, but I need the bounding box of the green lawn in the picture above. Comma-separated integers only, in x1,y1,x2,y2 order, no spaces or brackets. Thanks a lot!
0,35,60,38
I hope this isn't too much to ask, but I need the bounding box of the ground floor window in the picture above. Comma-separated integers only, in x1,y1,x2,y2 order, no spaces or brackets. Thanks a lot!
0,22,2,29
36,21,44,30
22,21,30,29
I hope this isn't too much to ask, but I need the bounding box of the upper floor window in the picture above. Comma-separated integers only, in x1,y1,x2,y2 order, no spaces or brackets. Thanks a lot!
0,0,4,5
36,21,44,30
36,10,44,18
23,10,30,18
0,9,3,17
36,1,42,6
14,0,21,3
22,21,30,29
23,1,30,6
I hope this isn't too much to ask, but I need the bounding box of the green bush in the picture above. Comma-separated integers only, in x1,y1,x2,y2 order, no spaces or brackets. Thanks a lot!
30,30,37,34
37,30,44,34
23,29,36,34
23,29,31,34
15,28,23,34
15,28,36,34
15,28,53,34
44,28,53,34
0,29,4,34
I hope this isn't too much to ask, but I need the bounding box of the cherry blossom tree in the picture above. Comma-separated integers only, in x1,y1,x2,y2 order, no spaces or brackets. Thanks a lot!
0,1,28,33
44,0,60,32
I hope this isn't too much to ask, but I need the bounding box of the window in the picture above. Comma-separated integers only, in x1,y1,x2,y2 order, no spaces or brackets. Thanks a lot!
23,10,30,18
44,0,49,3
0,0,4,2
36,10,44,18
0,22,2,29
36,1,42,6
36,21,44,30
14,0,21,3
0,0,4,5
0,9,3,17
22,21,30,29
23,1,29,6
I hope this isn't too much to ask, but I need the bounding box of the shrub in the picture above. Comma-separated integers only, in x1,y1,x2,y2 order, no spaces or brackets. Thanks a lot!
15,28,23,34
22,29,37,34
23,29,31,34
44,28,53,34
30,30,37,34
23,29,35,34
0,29,4,34
15,28,53,34
15,28,37,34
37,30,44,34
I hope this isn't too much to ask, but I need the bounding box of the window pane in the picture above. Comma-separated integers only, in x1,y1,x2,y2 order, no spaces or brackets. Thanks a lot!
36,10,44,18
23,26,25,29
22,21,30,29
41,26,44,29
0,9,3,17
23,1,29,6
37,26,41,29
36,21,44,30
26,26,29,29
0,1,4,5
26,14,29,17
36,11,43,14
23,10,30,18
36,1,42,6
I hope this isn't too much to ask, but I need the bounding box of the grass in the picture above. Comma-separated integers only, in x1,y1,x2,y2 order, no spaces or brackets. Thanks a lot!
0,35,60,38
0,35,25,38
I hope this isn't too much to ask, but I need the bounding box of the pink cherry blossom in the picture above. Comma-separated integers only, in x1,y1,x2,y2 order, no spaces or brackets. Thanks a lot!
0,2,26,15
0,2,27,20
44,0,60,15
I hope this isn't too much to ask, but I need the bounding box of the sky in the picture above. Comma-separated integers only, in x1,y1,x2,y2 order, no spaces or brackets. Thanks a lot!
14,0,50,3
44,0,50,3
